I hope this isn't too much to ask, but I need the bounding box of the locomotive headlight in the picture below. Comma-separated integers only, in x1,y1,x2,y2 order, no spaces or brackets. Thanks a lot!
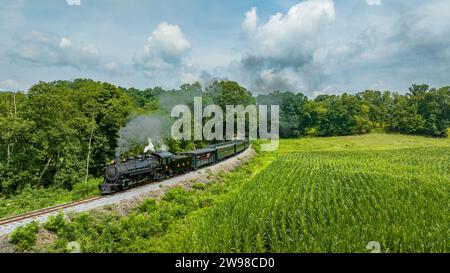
105,165,120,182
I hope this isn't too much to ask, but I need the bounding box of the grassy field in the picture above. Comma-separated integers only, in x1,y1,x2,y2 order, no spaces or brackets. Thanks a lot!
171,134,450,253
12,133,449,253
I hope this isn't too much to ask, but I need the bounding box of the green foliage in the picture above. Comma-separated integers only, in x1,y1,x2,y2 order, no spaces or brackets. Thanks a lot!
257,91,312,137
70,178,102,199
138,198,158,213
173,135,450,253
34,169,252,252
1,80,448,198
2,78,450,252
120,212,163,239
0,79,134,195
44,212,68,234
192,183,207,190
124,87,161,108
206,80,255,109
312,93,372,136
31,144,271,253
256,86,449,138
9,221,40,251
28,134,450,253
388,85,450,136
0,179,100,219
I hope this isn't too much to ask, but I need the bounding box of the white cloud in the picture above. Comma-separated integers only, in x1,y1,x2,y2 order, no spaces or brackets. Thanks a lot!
8,31,101,70
66,0,81,6
366,0,382,6
304,0,450,94
59,37,72,48
133,22,191,72
131,22,203,88
105,61,118,71
0,79,20,90
242,7,258,34
242,0,335,64
239,0,336,93
234,0,450,95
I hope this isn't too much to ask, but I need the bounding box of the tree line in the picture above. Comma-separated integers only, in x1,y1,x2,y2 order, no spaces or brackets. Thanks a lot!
0,79,448,195
258,84,450,138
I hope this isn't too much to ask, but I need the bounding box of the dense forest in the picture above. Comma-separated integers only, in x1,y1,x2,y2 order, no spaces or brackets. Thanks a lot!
0,79,449,196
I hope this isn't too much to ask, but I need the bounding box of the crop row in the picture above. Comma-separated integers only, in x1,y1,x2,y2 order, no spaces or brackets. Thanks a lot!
179,147,450,252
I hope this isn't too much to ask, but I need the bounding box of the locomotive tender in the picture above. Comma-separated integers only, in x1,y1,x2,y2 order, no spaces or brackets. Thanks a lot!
100,139,250,194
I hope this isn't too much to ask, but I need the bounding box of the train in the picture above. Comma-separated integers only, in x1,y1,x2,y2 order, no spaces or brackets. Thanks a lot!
99,139,250,194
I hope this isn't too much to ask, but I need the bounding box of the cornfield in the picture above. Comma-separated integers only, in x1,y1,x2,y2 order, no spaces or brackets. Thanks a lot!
180,143,450,253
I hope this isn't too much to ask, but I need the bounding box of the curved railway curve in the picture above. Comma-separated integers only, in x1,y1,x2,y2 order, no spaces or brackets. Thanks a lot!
0,147,254,237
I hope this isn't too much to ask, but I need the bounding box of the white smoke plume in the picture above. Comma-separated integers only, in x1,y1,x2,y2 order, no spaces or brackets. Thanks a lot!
143,138,169,153
115,115,170,157
144,138,156,153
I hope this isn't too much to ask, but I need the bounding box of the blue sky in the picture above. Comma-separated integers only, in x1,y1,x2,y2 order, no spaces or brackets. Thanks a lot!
1,0,449,96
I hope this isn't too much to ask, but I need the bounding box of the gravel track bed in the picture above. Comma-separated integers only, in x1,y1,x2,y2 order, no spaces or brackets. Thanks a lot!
0,148,254,238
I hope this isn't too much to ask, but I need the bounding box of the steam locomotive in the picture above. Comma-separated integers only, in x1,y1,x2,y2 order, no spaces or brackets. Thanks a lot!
100,139,250,194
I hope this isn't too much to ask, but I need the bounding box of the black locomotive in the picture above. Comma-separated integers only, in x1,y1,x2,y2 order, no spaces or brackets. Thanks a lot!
100,140,250,194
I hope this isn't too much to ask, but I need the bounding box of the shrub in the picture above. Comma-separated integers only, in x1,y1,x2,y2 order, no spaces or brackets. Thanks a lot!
192,183,206,190
71,179,101,199
138,199,158,213
120,212,163,238
307,127,317,136
9,221,39,251
446,128,450,138
163,187,195,207
159,202,188,222
44,212,67,234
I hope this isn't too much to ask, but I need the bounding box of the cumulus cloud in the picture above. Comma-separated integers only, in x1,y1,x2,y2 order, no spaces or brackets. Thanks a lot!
132,22,197,88
239,0,335,93
232,0,450,95
0,79,20,90
66,0,81,6
314,0,450,92
242,7,258,34
7,31,101,70
133,22,191,72
366,0,382,6
4,0,448,95
242,0,335,67
59,37,72,48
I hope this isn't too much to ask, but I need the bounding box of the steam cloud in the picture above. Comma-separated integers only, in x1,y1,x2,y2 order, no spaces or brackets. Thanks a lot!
115,86,203,157
115,115,170,157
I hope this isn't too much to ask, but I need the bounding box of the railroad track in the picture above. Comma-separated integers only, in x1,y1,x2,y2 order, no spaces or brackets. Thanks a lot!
0,196,103,226
0,175,201,227
0,149,252,236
